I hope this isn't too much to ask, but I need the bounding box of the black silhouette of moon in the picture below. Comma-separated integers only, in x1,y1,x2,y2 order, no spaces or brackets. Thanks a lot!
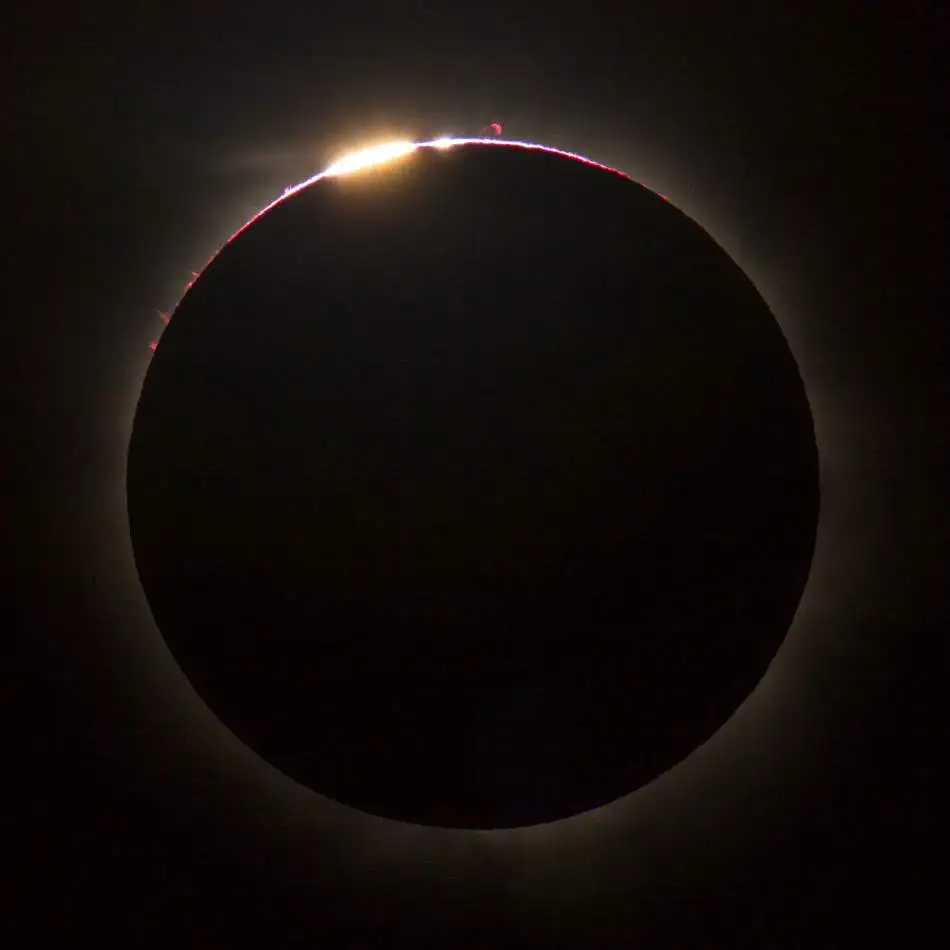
127,142,819,828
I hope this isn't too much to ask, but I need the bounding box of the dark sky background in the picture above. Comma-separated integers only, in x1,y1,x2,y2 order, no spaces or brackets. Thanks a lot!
7,3,947,947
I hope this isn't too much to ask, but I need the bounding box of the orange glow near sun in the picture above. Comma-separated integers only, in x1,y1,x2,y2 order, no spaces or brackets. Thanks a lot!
322,140,417,177
146,135,635,353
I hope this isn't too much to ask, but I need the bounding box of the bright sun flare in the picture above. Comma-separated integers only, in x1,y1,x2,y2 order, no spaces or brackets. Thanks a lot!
322,140,418,176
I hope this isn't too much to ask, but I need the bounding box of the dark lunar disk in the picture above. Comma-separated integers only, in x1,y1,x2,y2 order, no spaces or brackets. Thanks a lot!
128,143,819,828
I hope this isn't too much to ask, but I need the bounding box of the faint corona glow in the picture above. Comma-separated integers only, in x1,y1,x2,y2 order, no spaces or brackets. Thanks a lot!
146,136,638,353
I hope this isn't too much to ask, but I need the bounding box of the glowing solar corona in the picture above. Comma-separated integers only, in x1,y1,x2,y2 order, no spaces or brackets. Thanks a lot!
146,136,639,352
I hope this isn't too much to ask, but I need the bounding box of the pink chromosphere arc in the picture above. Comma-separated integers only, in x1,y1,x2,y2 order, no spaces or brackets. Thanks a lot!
145,137,665,353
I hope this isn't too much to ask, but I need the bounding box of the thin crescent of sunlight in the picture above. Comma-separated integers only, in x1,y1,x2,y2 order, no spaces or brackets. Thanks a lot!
322,140,417,176
146,136,632,352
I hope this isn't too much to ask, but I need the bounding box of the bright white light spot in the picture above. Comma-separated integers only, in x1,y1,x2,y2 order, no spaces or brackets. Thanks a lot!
432,137,457,150
323,140,417,177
